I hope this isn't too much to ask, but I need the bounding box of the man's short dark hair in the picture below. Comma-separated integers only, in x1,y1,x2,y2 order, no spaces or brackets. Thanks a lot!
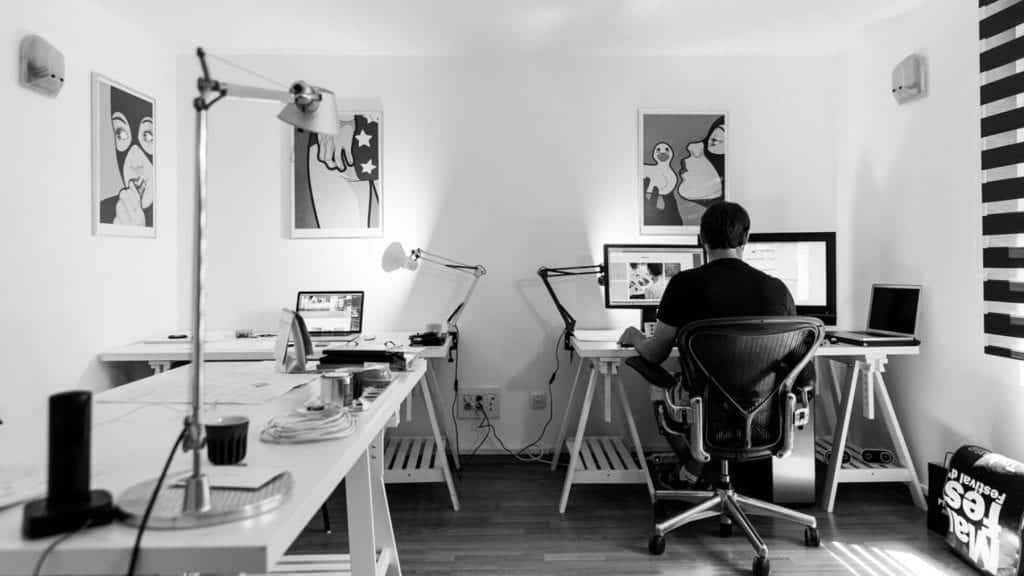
699,202,750,250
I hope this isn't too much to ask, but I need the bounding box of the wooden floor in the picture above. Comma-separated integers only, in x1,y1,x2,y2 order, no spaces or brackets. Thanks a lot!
288,457,973,575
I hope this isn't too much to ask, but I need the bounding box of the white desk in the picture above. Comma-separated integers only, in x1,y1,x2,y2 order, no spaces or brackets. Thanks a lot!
552,338,925,514
100,332,460,511
0,360,426,575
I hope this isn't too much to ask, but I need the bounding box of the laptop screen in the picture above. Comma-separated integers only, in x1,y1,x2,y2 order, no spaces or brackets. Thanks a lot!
296,291,364,334
867,285,920,334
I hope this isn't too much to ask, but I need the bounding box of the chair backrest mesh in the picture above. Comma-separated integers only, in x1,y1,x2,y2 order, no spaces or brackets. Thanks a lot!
678,317,822,460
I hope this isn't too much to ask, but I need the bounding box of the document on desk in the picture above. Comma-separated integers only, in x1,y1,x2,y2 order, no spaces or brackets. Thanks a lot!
574,329,625,342
97,362,318,405
0,468,44,511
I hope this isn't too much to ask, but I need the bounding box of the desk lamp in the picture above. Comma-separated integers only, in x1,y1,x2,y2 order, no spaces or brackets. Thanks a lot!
537,264,605,351
381,242,486,342
118,48,339,529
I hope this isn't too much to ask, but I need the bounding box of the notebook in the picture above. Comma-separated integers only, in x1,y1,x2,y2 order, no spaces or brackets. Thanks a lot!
296,291,365,342
828,284,921,346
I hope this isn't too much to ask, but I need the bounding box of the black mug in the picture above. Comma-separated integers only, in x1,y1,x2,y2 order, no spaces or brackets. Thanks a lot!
205,415,249,465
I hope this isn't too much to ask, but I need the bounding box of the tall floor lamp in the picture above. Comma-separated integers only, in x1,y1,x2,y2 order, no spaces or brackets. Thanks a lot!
118,48,340,528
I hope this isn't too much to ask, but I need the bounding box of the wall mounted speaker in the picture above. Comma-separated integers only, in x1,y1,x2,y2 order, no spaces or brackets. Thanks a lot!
891,53,926,105
19,35,65,96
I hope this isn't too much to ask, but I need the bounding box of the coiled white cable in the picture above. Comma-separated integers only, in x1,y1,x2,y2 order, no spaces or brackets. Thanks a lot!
260,404,355,444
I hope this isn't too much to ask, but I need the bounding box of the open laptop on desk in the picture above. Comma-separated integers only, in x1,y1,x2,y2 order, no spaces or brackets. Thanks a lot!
828,284,921,346
296,291,364,343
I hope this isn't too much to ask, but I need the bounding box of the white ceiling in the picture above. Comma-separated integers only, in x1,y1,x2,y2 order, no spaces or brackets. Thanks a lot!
92,0,930,56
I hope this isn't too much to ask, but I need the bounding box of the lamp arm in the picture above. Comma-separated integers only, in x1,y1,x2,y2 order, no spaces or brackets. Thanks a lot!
446,271,483,331
537,264,605,350
416,250,485,275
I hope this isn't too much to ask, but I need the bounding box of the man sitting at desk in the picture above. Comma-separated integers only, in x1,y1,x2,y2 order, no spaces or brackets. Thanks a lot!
618,201,802,489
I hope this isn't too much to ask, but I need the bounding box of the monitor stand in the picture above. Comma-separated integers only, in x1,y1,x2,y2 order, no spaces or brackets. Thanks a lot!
641,308,658,337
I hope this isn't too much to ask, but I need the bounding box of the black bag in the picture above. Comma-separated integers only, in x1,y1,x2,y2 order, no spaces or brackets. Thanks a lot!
944,445,1024,575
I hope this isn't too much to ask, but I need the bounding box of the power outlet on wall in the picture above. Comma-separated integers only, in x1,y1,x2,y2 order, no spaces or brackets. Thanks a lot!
458,389,500,420
529,392,547,410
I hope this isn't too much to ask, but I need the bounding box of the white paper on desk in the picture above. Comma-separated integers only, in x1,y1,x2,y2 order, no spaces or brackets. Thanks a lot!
0,467,45,510
170,466,286,490
573,329,624,342
98,362,318,405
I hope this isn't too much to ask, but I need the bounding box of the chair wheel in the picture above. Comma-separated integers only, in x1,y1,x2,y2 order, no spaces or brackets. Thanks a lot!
648,534,666,555
719,521,733,537
804,527,820,547
752,556,771,576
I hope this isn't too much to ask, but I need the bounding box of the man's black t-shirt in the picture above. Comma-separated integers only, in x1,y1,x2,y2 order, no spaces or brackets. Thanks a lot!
657,258,795,328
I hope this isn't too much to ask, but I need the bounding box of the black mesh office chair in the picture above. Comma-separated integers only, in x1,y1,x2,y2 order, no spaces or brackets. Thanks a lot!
626,316,824,576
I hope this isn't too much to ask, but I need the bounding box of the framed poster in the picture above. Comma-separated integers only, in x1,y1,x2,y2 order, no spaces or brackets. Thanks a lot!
291,110,382,238
92,73,156,237
638,110,726,236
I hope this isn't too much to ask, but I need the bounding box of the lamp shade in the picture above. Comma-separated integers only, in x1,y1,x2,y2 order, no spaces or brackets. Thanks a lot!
277,83,339,135
382,242,418,272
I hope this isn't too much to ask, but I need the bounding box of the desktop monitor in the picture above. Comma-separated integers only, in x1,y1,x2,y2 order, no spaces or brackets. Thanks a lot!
744,232,837,325
604,244,705,309
295,290,364,336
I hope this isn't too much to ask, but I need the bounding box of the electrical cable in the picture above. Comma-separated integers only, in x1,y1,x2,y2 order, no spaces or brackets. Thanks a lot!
126,426,186,576
516,328,563,462
450,342,461,478
461,328,566,465
32,520,92,576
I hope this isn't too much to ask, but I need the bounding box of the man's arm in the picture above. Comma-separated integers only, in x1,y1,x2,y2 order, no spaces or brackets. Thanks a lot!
618,320,679,365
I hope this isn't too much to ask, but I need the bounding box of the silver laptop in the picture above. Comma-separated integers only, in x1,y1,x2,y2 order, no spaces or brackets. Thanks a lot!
829,284,921,346
296,291,364,342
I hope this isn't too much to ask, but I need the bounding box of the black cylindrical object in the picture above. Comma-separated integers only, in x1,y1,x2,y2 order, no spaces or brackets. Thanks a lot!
23,390,114,539
48,390,92,505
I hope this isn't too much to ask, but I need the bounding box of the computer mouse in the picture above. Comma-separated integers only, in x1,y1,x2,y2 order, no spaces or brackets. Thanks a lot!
618,341,634,348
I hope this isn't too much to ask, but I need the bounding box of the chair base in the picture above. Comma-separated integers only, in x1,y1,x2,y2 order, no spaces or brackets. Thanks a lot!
649,484,819,574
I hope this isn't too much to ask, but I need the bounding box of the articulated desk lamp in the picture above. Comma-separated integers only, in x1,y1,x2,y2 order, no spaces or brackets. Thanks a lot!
381,242,486,351
118,48,340,529
536,264,606,353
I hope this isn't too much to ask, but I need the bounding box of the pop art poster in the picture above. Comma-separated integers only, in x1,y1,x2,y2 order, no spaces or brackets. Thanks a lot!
639,111,726,236
92,74,155,237
291,111,381,238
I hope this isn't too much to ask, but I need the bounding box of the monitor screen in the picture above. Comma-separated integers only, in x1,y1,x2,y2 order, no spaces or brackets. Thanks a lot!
744,232,836,324
604,244,704,308
296,291,364,334
868,285,920,334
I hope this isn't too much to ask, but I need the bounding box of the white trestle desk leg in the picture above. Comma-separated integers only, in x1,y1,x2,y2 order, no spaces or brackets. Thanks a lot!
603,361,612,423
873,370,926,510
347,443,378,576
418,371,460,511
405,390,414,422
826,359,844,428
551,359,586,471
862,358,882,421
616,374,655,500
823,361,860,513
427,362,460,471
559,363,598,513
370,432,402,576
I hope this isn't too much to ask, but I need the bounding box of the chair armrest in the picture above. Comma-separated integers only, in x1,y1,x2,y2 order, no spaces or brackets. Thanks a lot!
624,356,677,390
688,397,711,464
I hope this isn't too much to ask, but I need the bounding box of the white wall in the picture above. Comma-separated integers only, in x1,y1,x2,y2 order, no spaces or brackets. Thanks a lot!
841,1,1024,474
178,51,842,450
0,0,179,437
